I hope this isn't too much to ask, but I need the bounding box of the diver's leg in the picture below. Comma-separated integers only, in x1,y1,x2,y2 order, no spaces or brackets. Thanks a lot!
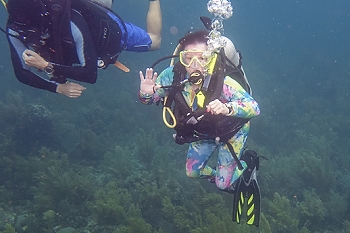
147,0,162,50
216,122,250,190
91,0,113,9
186,140,216,179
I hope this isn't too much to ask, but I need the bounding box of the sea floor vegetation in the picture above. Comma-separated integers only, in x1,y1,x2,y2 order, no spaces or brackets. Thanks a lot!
0,65,350,233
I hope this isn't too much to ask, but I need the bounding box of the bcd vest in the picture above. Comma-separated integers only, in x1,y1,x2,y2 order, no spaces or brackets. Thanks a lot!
71,0,127,69
164,50,250,145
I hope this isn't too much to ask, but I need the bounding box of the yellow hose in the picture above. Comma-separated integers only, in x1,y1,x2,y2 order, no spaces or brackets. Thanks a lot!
162,96,177,128
161,44,181,128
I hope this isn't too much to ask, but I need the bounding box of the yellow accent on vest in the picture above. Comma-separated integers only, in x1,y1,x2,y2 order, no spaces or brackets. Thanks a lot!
196,91,205,108
224,76,244,90
206,53,218,75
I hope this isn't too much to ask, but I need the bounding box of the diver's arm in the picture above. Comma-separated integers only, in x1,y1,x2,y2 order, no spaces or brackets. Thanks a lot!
138,66,173,105
118,0,161,52
139,68,158,105
18,48,86,98
56,82,86,98
206,99,231,115
147,0,162,50
223,77,260,118
22,49,50,71
139,68,158,95
11,12,97,85
7,30,60,93
90,0,112,9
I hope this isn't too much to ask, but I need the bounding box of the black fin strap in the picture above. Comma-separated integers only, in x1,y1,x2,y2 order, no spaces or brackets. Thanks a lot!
226,142,244,170
150,55,179,69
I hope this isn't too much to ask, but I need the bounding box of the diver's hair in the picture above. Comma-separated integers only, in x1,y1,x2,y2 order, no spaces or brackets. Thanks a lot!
178,30,209,51
7,0,47,26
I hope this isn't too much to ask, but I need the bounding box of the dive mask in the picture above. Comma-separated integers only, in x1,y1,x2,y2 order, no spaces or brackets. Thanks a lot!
179,50,214,68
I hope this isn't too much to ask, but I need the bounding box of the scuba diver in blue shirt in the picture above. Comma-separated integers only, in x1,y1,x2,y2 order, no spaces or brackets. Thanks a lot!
3,0,162,98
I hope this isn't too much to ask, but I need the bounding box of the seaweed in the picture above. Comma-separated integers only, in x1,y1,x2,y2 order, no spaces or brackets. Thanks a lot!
264,193,300,233
13,104,56,156
90,180,132,226
1,42,350,232
0,224,17,233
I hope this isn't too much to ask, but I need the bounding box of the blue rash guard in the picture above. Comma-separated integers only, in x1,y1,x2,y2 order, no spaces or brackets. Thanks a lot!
107,11,152,52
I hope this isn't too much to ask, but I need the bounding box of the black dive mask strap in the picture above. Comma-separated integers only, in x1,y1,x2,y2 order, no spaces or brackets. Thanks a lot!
150,54,179,69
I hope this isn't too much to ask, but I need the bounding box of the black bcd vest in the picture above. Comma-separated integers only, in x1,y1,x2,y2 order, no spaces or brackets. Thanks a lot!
164,50,250,145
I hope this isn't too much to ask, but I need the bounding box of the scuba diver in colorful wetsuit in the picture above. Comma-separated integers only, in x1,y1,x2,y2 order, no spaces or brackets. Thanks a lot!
138,29,261,226
4,0,161,98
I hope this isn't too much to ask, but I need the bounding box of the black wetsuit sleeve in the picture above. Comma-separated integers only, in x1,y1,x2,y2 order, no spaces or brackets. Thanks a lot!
7,28,59,93
52,10,98,84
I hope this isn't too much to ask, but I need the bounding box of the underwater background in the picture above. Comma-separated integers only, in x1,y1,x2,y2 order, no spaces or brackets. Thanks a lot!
0,0,350,232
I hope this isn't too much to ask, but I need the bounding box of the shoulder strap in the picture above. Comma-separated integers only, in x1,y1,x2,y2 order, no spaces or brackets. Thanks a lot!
72,0,126,68
172,62,186,84
164,62,186,109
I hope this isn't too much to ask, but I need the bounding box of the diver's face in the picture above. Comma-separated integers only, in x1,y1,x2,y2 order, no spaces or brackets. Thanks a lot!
183,43,208,75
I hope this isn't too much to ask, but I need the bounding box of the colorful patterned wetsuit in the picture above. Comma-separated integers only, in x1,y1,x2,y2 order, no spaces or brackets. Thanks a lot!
139,66,260,190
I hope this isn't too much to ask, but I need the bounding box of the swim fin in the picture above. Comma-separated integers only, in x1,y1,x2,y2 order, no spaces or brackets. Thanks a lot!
231,150,261,227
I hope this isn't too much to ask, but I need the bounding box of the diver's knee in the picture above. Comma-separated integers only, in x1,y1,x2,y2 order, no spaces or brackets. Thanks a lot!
186,169,200,178
216,183,230,191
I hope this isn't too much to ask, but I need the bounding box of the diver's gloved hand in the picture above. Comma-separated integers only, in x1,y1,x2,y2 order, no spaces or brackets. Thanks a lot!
22,49,49,70
206,99,230,115
139,68,159,95
56,82,86,98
